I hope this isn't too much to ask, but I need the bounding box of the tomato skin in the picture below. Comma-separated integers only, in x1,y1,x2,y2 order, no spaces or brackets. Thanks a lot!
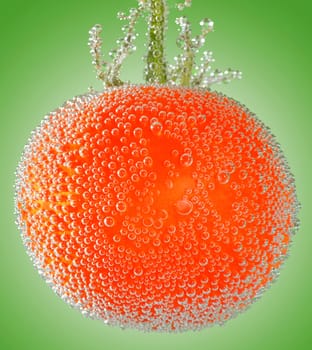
15,85,299,331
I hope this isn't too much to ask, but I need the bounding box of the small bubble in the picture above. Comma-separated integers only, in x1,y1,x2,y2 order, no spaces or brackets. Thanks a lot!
153,219,163,229
143,217,153,227
139,169,148,177
128,232,136,241
199,18,214,32
175,199,193,216
153,238,161,247
238,219,246,229
113,234,121,243
133,127,143,139
217,171,230,184
180,153,193,167
199,258,208,266
150,121,163,136
201,231,210,240
152,49,161,58
233,242,243,252
79,147,89,158
163,160,171,168
134,267,143,276
148,172,157,181
108,161,116,170
171,149,179,157
104,216,115,227
165,179,174,189
168,225,176,234
208,182,215,190
131,173,140,182
111,128,120,137
159,209,168,220
214,135,223,144
138,114,147,125
176,0,192,11
225,161,236,174
117,11,127,20
239,170,248,180
143,156,153,167
116,201,127,213
117,192,126,200
117,168,127,178
121,146,129,154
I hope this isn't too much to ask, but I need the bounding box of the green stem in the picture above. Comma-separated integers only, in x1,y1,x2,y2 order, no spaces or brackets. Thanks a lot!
180,49,194,87
145,0,167,84
179,18,194,87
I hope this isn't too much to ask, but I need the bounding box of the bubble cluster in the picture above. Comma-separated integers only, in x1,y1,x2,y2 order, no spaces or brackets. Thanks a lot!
176,0,192,11
89,3,142,87
14,85,299,332
89,0,241,89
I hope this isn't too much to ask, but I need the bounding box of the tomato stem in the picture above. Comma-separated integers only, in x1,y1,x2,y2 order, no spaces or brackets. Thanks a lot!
145,0,168,84
178,17,194,87
88,0,242,89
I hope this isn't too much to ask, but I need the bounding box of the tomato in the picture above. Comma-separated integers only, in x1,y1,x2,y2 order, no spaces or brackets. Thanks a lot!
15,85,299,331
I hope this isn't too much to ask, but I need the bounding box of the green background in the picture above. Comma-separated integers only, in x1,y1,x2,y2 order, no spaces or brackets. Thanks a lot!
1,0,311,349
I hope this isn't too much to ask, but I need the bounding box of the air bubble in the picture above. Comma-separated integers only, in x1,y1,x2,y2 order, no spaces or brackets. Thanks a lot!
128,232,136,240
233,242,243,252
168,225,176,234
131,174,140,182
113,234,121,242
116,201,127,212
176,0,192,11
171,149,179,157
239,170,248,180
200,18,214,32
117,192,126,200
121,146,129,154
104,216,115,227
133,127,143,139
143,156,153,167
154,219,163,229
175,199,193,215
79,147,89,158
139,115,148,125
150,121,163,136
143,217,153,227
159,209,168,220
217,171,230,184
238,219,247,229
108,161,117,170
165,179,174,189
153,238,161,247
180,153,193,167
134,267,143,276
225,161,236,174
139,169,148,177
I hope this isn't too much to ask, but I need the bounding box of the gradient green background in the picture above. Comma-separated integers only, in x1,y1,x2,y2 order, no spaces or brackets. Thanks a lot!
1,0,311,349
